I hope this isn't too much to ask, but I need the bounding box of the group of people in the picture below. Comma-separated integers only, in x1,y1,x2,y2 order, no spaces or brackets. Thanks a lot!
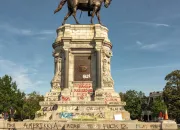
0,108,16,121
1,112,9,120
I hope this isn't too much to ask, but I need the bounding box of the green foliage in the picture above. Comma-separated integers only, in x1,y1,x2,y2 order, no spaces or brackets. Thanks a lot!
0,75,44,120
150,97,167,118
120,90,147,120
163,70,180,123
0,75,25,119
22,91,44,119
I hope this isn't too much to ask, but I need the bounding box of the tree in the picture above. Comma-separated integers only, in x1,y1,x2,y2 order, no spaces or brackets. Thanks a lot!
22,91,44,119
0,75,25,120
120,90,147,120
150,97,167,118
163,70,180,123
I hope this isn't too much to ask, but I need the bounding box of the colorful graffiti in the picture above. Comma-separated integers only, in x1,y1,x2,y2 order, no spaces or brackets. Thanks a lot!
105,97,118,104
72,82,93,101
73,83,92,88
59,111,106,120
23,123,61,130
74,89,93,93
60,112,73,119
61,96,70,102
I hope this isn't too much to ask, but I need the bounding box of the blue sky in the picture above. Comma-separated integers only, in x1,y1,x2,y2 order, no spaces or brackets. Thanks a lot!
0,0,180,95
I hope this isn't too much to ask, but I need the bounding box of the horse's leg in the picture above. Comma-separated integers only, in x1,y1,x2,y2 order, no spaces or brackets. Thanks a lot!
62,11,72,25
88,11,92,16
96,11,102,25
91,6,98,24
72,7,79,24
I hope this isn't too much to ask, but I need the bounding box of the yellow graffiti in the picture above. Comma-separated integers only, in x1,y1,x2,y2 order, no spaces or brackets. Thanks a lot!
72,109,113,120
74,115,96,120
57,107,125,121
35,110,44,118
57,106,63,112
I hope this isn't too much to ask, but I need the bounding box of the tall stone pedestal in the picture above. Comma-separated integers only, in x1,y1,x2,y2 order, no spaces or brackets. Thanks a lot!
0,24,178,130
35,24,130,121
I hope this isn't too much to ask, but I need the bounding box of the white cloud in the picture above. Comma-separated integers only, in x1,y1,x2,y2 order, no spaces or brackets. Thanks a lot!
141,43,159,49
136,41,143,45
39,30,54,35
0,23,31,35
0,23,54,36
0,58,44,91
135,40,170,50
118,64,180,71
155,23,170,27
124,21,170,27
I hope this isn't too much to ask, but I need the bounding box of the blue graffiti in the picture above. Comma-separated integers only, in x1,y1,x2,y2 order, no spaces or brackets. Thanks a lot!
60,112,73,119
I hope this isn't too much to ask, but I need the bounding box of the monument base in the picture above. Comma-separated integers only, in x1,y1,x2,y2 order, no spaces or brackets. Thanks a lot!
35,101,130,121
0,120,178,130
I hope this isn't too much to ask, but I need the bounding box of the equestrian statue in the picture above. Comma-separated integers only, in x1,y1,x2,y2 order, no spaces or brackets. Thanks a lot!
54,0,112,25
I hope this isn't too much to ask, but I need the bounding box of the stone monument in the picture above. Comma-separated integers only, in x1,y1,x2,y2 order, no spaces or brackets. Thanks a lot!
0,0,178,129
35,24,130,121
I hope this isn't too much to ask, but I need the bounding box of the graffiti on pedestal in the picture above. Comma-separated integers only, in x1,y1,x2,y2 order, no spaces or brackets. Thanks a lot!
48,92,59,96
136,124,147,129
42,106,53,111
45,97,58,101
150,124,161,129
23,123,61,130
103,124,128,130
61,96,70,102
66,124,80,129
83,74,91,79
59,111,106,120
86,106,105,111
74,89,93,93
105,97,118,104
109,107,123,111
4,122,164,130
73,82,93,101
7,123,15,129
74,82,92,88
60,112,73,119
104,92,112,97
59,106,78,111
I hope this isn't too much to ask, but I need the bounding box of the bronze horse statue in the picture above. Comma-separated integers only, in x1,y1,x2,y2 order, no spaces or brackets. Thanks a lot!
54,0,112,25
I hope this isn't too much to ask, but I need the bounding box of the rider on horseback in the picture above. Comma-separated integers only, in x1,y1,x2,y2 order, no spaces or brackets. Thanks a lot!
54,0,94,15
54,0,112,25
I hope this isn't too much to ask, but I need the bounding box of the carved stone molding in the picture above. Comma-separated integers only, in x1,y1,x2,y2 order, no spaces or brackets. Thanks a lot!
102,47,114,88
51,52,62,90
103,42,112,49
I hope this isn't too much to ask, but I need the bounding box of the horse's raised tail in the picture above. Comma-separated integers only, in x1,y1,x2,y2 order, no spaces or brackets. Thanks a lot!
54,0,67,14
